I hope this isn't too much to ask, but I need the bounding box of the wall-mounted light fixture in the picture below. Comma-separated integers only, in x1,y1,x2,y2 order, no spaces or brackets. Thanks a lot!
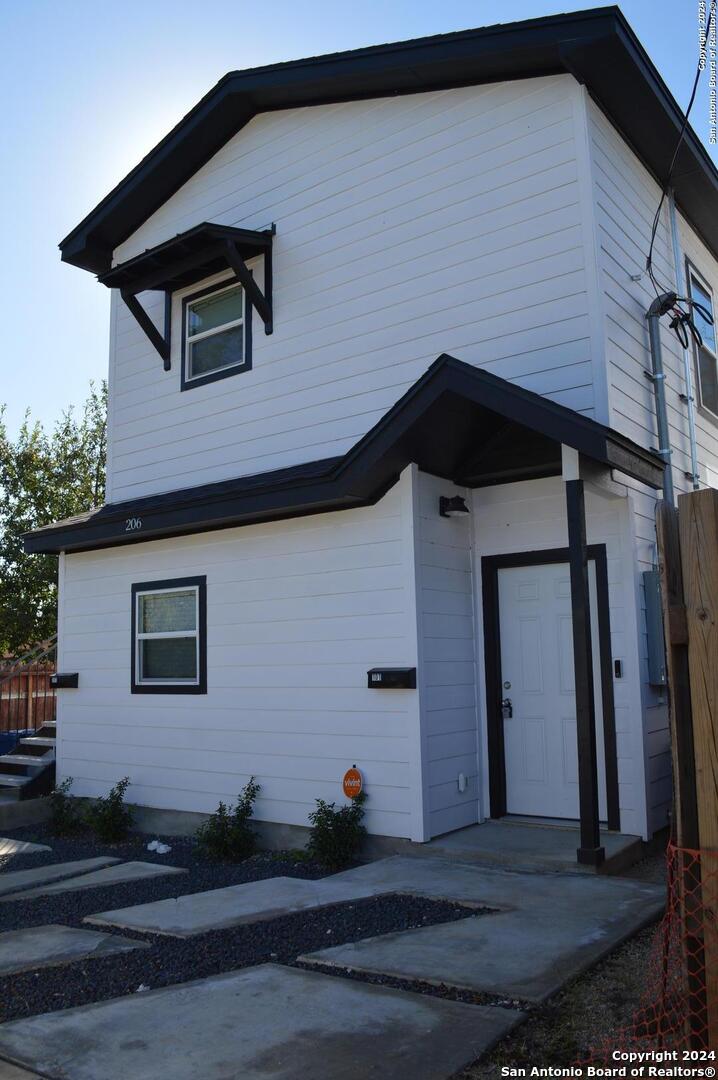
439,495,470,518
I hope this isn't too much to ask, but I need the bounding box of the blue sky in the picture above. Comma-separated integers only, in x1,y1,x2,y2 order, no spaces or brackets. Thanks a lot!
1,0,715,435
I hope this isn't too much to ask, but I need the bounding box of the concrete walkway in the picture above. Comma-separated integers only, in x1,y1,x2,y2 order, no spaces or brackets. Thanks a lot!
0,925,148,976
301,856,665,1002
0,858,119,899
0,1062,40,1079
0,839,51,857
0,965,522,1080
3,861,187,902
86,875,400,937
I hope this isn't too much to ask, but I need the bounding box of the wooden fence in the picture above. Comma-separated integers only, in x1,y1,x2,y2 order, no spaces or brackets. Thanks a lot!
0,640,57,736
657,488,718,1048
0,669,56,734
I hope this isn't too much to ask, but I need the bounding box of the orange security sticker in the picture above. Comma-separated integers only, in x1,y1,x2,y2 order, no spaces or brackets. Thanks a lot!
342,767,363,799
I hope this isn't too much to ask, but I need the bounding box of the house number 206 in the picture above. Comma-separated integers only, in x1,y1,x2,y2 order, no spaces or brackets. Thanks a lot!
125,518,143,532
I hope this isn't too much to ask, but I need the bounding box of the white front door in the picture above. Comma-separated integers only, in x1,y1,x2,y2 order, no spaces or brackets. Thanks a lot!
497,561,607,821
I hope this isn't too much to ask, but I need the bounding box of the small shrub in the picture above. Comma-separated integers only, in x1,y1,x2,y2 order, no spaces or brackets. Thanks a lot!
46,777,83,836
307,791,367,869
85,777,134,843
195,777,261,861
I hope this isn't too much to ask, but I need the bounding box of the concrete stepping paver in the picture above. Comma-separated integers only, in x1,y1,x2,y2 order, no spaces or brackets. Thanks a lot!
85,875,394,936
0,1061,42,1079
0,858,120,899
0,924,148,976
0,839,51,857
0,964,523,1080
4,861,187,902
300,856,666,1003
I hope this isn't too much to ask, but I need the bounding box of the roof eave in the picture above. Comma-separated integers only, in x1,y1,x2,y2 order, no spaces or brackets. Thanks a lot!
24,354,664,556
62,5,718,276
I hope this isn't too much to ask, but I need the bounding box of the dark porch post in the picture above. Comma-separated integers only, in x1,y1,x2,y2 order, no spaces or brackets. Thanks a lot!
565,477,605,867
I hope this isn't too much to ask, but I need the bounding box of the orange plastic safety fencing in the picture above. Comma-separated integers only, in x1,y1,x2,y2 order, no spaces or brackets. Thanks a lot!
578,844,718,1066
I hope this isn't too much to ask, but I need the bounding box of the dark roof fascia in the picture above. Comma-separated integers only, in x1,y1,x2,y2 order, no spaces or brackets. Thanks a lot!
335,355,663,490
59,7,718,274
24,355,663,555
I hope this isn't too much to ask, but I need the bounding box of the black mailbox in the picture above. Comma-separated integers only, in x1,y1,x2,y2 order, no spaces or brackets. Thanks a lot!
50,673,79,689
367,667,416,689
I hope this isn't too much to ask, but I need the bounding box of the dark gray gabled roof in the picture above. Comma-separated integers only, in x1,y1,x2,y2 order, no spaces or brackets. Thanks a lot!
59,7,718,274
24,355,664,555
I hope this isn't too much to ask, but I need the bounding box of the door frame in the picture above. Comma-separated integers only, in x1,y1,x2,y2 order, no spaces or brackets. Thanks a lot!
481,545,620,831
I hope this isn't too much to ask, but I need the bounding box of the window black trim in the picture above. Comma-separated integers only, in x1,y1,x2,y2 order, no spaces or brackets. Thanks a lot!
180,279,252,392
131,576,207,694
685,257,718,427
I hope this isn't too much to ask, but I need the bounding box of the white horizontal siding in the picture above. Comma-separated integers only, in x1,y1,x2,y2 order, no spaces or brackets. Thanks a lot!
586,95,718,836
56,478,423,839
471,477,648,839
106,75,595,502
415,471,478,838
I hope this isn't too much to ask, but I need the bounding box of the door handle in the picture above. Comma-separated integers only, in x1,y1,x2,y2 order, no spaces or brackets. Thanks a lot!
501,698,513,720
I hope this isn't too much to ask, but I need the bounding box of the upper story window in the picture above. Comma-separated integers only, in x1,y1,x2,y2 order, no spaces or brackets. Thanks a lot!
181,280,252,391
687,263,718,420
131,577,207,694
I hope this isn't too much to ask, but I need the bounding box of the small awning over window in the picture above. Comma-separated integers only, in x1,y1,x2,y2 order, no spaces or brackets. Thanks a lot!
99,223,273,295
100,223,275,369
24,355,664,555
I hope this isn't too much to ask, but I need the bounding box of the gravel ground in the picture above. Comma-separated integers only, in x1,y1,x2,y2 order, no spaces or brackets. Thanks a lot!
0,894,482,1023
0,825,330,933
0,824,487,1022
0,823,667,1074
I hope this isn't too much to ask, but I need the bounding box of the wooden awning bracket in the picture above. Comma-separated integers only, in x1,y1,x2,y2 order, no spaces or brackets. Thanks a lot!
118,225,274,370
121,290,172,371
223,239,273,335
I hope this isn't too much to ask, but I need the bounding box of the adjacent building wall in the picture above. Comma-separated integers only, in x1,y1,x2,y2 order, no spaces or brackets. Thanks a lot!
107,75,598,502
56,474,425,840
585,93,718,834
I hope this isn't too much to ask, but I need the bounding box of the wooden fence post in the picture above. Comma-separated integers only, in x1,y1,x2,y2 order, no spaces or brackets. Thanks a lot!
25,669,34,732
656,502,699,849
679,488,718,1048
656,501,705,1047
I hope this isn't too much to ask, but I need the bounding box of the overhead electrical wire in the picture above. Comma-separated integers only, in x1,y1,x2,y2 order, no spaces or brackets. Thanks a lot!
643,0,716,352
645,0,715,299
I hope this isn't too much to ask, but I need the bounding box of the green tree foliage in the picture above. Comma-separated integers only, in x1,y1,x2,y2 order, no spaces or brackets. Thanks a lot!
0,383,107,655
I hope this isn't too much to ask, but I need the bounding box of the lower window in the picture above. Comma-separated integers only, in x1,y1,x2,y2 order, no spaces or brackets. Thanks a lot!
131,576,207,694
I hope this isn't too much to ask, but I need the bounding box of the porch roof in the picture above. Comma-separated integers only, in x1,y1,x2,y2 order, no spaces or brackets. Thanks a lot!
24,354,664,555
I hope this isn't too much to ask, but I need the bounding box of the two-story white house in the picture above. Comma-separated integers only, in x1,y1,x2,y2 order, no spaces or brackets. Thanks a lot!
24,7,718,866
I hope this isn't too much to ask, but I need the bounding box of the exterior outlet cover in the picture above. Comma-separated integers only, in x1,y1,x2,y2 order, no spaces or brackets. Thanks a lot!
457,772,467,793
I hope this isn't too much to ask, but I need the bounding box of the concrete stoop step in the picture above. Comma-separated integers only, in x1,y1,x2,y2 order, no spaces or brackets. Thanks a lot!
0,723,56,803
415,819,645,875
